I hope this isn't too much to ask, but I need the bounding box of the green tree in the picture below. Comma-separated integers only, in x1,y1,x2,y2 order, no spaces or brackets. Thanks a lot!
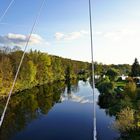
0,49,91,96
36,53,51,83
1,57,13,88
124,81,137,99
106,68,119,81
114,107,135,133
131,58,140,77
94,62,103,75
97,81,115,94
19,60,37,87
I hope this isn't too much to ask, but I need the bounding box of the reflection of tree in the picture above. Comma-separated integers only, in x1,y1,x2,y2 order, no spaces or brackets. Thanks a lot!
97,80,140,139
67,80,71,95
37,85,53,114
0,82,65,140
65,79,72,100
71,79,79,93
65,79,79,100
53,82,65,103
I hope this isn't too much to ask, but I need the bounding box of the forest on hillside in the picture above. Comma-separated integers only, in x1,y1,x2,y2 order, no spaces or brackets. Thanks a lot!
0,47,90,97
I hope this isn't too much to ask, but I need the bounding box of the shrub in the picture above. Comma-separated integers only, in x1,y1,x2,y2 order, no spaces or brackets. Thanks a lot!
114,107,135,133
97,81,115,94
124,82,137,98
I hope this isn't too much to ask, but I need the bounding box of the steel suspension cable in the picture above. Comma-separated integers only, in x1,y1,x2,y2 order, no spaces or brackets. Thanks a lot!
88,0,97,139
0,0,46,128
0,0,16,23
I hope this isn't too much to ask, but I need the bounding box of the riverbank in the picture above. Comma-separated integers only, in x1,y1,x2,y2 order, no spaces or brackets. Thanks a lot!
0,76,88,101
0,78,67,101
0,49,90,99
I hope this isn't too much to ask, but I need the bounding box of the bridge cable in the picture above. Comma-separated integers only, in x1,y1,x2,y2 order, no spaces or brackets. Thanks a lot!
0,0,46,128
88,0,97,139
0,0,16,23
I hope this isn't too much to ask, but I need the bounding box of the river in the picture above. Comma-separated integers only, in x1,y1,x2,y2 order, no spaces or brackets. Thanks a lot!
0,80,120,140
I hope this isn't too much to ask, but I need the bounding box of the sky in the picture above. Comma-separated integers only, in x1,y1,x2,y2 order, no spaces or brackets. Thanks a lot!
0,0,140,64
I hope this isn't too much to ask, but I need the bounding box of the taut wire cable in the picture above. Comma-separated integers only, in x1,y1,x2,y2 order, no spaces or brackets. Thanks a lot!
0,0,16,23
88,0,97,139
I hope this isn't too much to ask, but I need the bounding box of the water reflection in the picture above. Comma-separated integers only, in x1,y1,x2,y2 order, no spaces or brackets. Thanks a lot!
0,80,93,140
62,80,93,104
0,81,66,140
0,80,120,140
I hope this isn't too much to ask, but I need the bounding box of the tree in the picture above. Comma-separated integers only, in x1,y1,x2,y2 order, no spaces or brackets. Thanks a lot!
106,68,119,81
124,81,137,99
94,62,103,75
36,53,52,83
114,107,135,133
0,49,91,96
97,81,115,94
131,58,140,77
19,60,37,85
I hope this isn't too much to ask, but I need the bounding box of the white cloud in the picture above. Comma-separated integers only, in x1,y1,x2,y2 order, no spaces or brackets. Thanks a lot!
94,27,139,41
55,32,64,40
55,30,89,41
61,92,93,104
0,33,49,47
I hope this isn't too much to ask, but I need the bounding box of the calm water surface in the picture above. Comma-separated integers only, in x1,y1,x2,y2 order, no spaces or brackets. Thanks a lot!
0,80,119,140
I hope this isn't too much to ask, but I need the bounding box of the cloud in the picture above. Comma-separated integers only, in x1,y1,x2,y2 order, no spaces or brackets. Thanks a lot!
0,33,49,47
55,32,65,40
55,30,89,41
61,93,93,104
94,28,138,41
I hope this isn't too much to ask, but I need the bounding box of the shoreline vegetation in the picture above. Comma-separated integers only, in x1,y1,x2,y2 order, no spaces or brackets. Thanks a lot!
0,47,132,100
96,58,140,139
0,46,90,100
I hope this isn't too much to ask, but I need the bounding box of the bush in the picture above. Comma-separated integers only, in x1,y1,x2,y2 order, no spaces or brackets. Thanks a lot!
114,107,135,133
97,81,115,94
124,82,137,98
106,68,119,81
126,77,134,83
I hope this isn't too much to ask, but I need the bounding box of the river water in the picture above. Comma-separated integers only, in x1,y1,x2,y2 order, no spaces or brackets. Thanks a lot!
0,80,120,140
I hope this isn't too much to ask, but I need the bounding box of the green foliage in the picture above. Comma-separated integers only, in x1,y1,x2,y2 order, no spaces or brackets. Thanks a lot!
131,58,140,77
36,53,51,83
0,56,13,94
116,81,126,88
124,81,137,98
114,107,135,133
19,60,37,85
0,48,90,96
94,62,131,76
94,62,103,75
97,81,115,94
106,68,119,81
126,76,134,82
119,97,133,109
97,63,140,138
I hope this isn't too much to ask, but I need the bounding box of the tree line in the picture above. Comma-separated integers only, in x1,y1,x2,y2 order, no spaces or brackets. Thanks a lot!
94,62,131,76
1,46,139,97
94,58,140,78
0,47,90,96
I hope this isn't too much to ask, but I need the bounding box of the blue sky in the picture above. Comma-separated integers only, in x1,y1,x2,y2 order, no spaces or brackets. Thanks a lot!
0,0,140,64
